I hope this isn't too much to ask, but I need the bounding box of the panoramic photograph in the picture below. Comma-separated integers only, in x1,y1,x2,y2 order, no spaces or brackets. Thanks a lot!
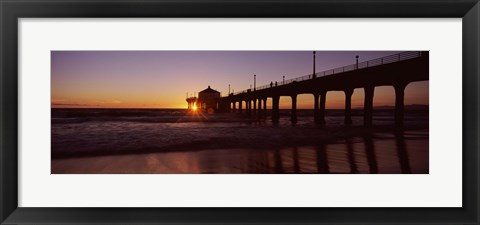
51,51,429,174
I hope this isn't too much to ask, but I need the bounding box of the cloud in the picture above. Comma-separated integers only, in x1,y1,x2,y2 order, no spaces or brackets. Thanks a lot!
51,103,98,106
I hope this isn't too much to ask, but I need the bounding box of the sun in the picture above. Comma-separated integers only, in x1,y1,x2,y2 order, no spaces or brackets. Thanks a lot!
192,104,197,111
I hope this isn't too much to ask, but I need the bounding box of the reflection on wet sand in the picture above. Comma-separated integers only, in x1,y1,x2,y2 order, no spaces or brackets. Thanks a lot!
364,133,378,174
396,130,411,174
52,129,428,174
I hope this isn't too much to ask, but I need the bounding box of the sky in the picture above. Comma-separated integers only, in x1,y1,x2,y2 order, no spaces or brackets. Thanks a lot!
51,51,428,109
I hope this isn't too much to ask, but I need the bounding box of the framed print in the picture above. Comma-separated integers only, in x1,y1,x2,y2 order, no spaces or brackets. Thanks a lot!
1,0,479,224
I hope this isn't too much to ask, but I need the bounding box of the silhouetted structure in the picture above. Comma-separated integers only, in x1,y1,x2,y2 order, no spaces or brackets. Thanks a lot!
186,97,197,110
221,51,429,126
186,86,221,113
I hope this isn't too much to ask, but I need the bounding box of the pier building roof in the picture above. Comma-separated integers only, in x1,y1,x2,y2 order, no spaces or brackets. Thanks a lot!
199,86,220,94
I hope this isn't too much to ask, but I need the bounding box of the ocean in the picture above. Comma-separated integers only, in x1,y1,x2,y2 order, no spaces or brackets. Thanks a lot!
51,108,429,174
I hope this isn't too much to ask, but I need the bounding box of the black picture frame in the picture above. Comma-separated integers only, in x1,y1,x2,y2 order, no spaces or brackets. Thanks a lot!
1,0,479,224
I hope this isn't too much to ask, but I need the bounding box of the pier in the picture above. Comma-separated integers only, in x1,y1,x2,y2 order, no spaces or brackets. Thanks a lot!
219,51,429,126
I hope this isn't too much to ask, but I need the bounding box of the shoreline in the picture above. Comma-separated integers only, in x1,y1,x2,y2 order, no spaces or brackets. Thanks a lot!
51,127,429,174
51,123,428,160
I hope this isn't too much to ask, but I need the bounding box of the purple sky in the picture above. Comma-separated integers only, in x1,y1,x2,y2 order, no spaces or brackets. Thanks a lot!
51,51,428,108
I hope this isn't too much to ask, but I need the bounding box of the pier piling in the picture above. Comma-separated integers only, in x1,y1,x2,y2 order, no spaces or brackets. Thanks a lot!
257,99,262,120
313,93,320,124
272,96,280,124
291,95,297,123
344,89,353,125
364,86,375,126
263,98,267,118
319,91,327,125
395,83,407,126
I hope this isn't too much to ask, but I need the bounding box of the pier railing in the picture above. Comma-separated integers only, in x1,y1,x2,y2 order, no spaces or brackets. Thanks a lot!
232,51,423,95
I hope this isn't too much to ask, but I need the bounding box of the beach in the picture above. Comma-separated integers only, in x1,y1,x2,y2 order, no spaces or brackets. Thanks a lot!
51,108,428,174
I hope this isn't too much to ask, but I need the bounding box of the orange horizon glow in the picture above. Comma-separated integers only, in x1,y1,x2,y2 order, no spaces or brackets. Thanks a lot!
52,82,428,109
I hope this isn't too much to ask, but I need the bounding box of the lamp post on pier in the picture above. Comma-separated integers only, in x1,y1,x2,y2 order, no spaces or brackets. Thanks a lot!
312,51,316,79
283,75,285,84
356,55,359,70
254,74,256,91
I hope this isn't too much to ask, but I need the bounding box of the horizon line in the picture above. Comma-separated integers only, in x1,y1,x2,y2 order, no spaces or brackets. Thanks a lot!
51,104,429,110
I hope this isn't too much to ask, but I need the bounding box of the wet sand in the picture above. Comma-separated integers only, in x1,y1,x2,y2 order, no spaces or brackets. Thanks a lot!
51,108,429,174
52,129,428,174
